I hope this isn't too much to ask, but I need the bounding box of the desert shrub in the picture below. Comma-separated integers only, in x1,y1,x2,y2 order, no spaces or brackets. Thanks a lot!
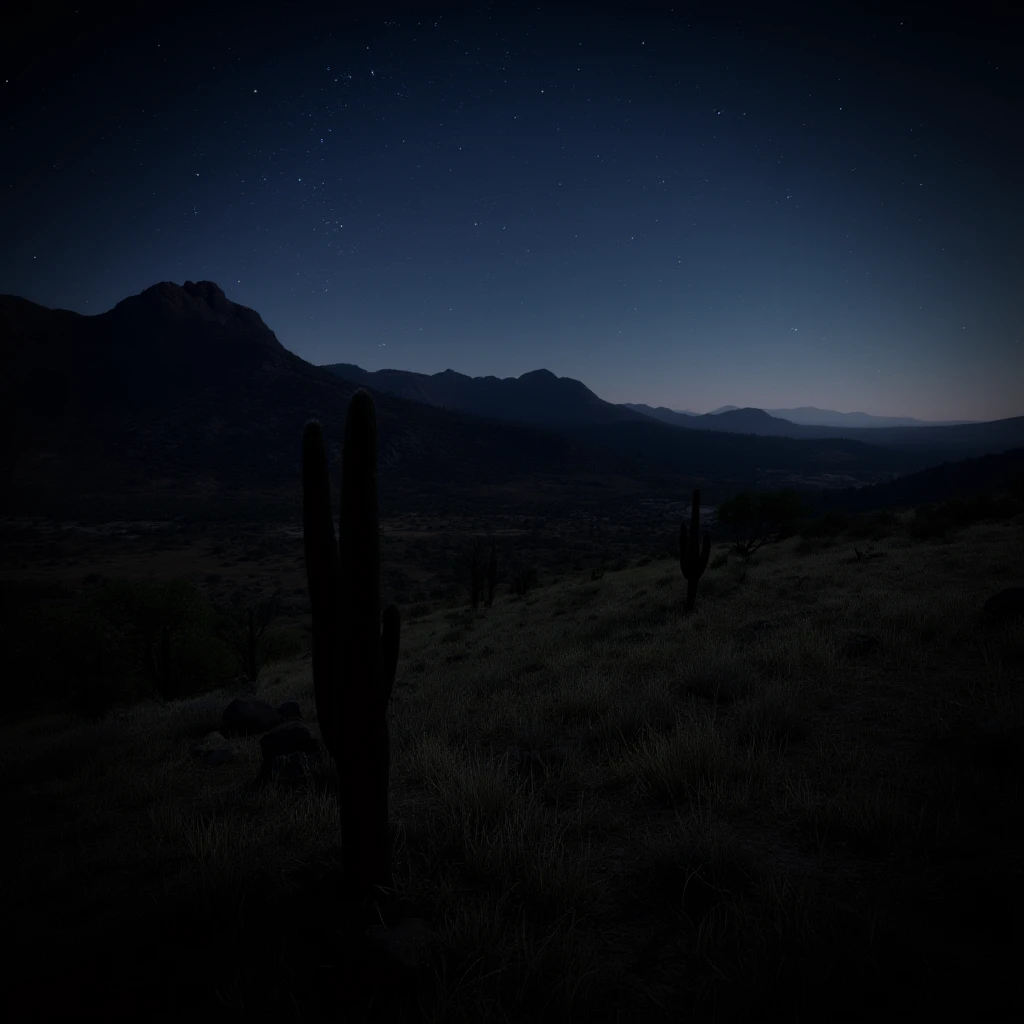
716,489,809,560
7,577,238,714
1010,471,1024,502
51,605,131,720
908,499,990,540
508,559,540,597
848,511,897,541
800,512,850,539
213,589,289,683
967,492,1023,522
86,577,234,699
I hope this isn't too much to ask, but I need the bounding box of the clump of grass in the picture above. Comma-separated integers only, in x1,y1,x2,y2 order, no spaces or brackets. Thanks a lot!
732,683,807,755
625,718,766,811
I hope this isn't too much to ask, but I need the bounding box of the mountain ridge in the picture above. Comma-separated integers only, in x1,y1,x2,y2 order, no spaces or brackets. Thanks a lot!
4,281,1022,522
0,283,652,518
625,402,982,430
321,362,648,428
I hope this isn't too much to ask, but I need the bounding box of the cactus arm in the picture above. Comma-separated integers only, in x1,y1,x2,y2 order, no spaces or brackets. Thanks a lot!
338,391,382,709
699,533,711,575
302,420,343,759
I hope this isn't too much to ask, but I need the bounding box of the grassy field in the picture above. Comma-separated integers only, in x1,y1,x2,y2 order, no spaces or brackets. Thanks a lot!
4,513,1024,1022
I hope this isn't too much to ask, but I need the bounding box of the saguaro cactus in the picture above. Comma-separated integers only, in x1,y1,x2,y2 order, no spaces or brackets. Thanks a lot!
680,488,712,613
302,390,400,904
486,539,498,607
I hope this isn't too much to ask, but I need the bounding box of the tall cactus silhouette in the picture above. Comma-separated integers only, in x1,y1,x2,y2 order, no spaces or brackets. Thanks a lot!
486,538,498,607
302,390,400,904
680,488,712,613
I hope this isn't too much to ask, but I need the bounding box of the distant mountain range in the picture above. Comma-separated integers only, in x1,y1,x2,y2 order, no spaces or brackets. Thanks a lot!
321,363,646,428
628,403,979,428
3,281,1022,522
327,363,1024,458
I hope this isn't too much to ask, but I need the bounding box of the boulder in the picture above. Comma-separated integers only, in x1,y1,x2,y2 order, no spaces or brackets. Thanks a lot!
221,696,282,737
275,700,302,721
258,721,321,784
268,750,321,786
190,731,236,766
260,720,318,761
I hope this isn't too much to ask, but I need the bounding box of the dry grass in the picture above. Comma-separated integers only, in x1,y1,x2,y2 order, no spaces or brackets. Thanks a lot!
3,514,1024,1022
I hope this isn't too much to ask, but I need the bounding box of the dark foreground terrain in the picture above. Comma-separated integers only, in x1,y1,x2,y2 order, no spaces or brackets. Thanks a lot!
3,498,1023,1022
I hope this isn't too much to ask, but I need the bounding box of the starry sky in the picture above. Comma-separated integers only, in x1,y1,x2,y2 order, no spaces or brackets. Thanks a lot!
2,2,1021,421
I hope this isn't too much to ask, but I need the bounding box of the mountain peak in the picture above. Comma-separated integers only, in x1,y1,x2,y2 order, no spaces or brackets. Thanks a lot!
110,280,270,333
520,368,557,381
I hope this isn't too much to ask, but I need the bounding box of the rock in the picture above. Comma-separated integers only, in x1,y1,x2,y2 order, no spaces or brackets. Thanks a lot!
258,721,321,784
269,750,320,785
190,731,236,766
275,700,302,720
260,720,318,761
221,696,282,737
983,587,1024,625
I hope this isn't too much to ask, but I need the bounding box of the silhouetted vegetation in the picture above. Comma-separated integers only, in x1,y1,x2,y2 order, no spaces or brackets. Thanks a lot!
486,537,498,607
303,393,401,915
508,553,540,597
715,488,808,561
679,488,711,613
214,588,284,685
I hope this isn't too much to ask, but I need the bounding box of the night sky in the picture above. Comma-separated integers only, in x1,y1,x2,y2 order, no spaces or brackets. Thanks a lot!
2,2,1020,421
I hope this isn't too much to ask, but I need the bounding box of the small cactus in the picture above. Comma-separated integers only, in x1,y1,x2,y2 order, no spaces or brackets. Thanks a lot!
302,390,400,908
470,541,484,611
486,539,498,607
152,623,172,699
680,488,711,613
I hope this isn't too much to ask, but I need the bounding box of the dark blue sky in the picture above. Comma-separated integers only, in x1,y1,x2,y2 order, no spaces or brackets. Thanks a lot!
2,2,1020,420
